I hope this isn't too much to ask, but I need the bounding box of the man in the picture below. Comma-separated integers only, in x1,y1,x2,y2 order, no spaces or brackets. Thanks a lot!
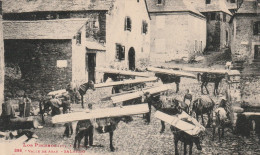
183,89,192,114
143,92,153,124
1,95,16,130
49,95,62,116
62,95,73,137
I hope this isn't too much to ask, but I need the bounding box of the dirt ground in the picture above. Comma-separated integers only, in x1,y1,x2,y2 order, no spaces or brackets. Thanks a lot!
6,76,260,155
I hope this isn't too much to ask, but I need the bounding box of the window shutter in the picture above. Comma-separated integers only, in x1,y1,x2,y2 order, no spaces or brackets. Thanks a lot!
121,46,125,60
124,18,127,31
253,22,258,35
116,44,119,59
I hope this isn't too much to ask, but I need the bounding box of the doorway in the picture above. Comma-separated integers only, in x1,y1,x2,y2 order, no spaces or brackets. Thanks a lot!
128,47,135,71
86,53,96,83
254,45,260,59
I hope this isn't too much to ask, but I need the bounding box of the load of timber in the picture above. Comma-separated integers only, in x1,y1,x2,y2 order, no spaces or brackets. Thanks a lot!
52,103,149,124
154,111,205,135
111,84,172,103
96,67,152,77
47,89,67,97
147,67,197,79
95,77,157,88
182,67,240,76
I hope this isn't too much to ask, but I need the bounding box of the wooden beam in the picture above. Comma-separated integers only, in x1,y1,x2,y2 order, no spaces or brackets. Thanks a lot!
96,67,152,77
154,111,205,135
243,112,260,116
147,67,197,79
95,77,157,88
52,103,149,124
47,89,67,96
182,67,240,76
111,84,172,103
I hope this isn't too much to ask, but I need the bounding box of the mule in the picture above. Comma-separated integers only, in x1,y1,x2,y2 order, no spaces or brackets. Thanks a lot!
154,73,181,93
66,81,95,108
171,118,203,155
212,107,232,141
191,96,215,128
74,117,123,152
197,73,225,96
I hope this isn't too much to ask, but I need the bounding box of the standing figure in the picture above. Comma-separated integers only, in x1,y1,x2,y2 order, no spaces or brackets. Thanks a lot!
23,94,31,117
62,95,73,138
1,96,16,130
143,92,152,124
49,95,62,116
183,89,192,114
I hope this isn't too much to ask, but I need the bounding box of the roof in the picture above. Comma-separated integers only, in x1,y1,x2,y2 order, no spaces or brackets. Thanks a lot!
236,0,258,14
3,0,115,13
198,0,232,15
226,2,238,10
3,19,87,39
146,0,205,17
85,41,106,51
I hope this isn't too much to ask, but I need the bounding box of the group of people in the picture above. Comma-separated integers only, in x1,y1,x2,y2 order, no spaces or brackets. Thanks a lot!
1,94,32,131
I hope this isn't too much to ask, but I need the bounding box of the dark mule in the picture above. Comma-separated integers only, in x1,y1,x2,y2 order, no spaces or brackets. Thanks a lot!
197,73,225,96
155,73,181,93
191,96,215,127
66,81,95,108
74,117,124,152
143,93,188,133
212,107,232,141
171,118,203,155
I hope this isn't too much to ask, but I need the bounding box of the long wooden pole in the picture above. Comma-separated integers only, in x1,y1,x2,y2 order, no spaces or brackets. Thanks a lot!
147,67,197,79
111,84,172,103
52,103,149,124
94,77,157,88
96,67,151,77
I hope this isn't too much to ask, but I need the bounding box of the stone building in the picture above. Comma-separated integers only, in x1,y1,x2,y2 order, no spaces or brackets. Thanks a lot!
3,0,150,95
146,0,207,63
189,0,233,52
230,0,260,63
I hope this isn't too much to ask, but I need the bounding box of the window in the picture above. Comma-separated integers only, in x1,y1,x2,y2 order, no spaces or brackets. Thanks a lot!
142,21,148,34
253,21,260,35
116,44,125,60
211,12,216,20
206,0,211,4
76,32,81,44
157,0,162,5
91,20,99,29
223,13,226,22
156,16,165,28
125,17,132,31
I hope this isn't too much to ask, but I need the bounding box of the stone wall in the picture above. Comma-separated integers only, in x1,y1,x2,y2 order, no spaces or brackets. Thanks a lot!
149,12,206,63
4,39,72,97
240,75,260,107
204,12,231,51
231,15,260,63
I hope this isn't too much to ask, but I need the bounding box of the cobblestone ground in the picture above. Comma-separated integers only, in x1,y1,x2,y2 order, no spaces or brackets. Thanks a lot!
28,77,260,155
